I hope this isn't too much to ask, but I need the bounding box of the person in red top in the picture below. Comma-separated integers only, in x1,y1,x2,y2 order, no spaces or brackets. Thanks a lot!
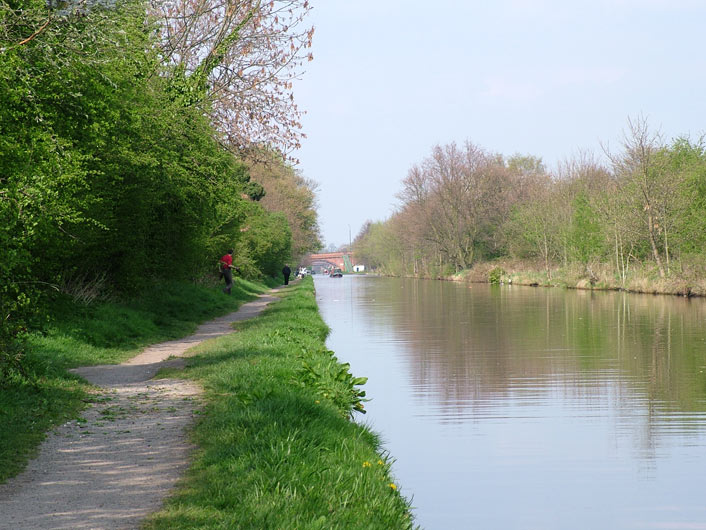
219,249,235,294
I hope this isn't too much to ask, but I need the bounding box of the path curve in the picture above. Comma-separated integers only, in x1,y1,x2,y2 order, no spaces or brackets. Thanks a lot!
0,289,281,530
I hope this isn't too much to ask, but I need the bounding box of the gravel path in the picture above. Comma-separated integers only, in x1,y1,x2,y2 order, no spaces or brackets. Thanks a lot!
0,290,281,530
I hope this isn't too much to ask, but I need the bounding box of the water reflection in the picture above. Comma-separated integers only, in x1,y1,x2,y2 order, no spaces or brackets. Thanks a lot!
315,275,706,530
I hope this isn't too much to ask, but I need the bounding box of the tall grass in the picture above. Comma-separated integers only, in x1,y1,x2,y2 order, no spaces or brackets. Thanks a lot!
0,278,266,483
144,278,416,529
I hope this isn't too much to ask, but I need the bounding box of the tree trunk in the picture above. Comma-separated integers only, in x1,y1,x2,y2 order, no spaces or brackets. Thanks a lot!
663,226,670,275
614,229,621,284
543,232,551,280
647,212,665,277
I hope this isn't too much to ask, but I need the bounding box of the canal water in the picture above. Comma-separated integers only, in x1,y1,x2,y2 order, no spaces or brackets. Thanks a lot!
313,275,706,530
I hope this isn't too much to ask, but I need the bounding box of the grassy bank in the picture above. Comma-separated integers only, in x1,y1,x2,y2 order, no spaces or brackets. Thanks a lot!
451,259,706,297
0,278,268,483
144,278,415,529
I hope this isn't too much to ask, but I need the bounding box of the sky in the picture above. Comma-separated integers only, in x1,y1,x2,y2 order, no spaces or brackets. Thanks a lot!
292,0,706,248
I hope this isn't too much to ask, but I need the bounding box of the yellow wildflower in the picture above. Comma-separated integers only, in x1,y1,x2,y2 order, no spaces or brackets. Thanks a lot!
377,460,384,466
362,461,372,468
388,483,397,491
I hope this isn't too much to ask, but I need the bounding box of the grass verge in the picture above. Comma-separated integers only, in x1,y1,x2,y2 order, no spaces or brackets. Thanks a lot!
143,277,416,529
0,278,267,483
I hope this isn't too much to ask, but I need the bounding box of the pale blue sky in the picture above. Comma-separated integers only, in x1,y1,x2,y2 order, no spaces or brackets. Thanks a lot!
293,0,706,248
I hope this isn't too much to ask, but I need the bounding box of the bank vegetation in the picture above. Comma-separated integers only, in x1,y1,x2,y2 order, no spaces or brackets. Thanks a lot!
145,279,414,529
354,118,706,296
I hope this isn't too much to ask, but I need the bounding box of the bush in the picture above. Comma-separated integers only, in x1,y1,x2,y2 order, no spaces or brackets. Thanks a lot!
297,350,368,418
489,266,506,284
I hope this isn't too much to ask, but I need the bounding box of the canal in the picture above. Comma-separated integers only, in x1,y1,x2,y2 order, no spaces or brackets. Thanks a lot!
314,275,706,529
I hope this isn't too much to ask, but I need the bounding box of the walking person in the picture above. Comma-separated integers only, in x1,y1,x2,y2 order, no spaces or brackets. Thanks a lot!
282,264,291,285
219,249,235,294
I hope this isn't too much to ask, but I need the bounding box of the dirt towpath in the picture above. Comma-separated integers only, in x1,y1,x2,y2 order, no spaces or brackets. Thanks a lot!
0,290,281,530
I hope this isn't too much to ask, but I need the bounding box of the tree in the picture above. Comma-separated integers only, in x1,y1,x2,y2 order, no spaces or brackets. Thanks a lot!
553,153,612,270
607,117,668,277
152,0,314,156
654,137,706,271
235,203,291,277
354,220,406,274
504,175,562,278
396,141,510,273
569,191,604,265
0,0,306,378
245,151,322,261
1,0,158,365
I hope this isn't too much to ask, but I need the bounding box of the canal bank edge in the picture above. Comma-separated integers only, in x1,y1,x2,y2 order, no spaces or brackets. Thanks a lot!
143,277,416,529
444,260,706,298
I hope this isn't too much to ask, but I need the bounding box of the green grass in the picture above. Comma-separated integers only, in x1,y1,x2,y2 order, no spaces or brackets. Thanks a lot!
143,278,416,529
0,278,266,483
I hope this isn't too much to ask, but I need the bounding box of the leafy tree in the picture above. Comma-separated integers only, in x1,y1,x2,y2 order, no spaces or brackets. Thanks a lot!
0,0,307,380
0,0,132,366
235,203,292,278
246,151,322,262
395,141,511,273
663,137,706,257
506,153,545,180
153,0,314,156
569,192,604,265
353,219,409,276
607,117,668,277
504,182,563,278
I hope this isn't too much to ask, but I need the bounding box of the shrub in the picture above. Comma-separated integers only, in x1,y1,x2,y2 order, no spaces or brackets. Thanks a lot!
297,350,368,418
489,266,506,284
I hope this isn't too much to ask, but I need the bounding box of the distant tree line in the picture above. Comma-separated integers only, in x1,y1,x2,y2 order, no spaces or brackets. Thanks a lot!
354,118,706,284
0,0,319,365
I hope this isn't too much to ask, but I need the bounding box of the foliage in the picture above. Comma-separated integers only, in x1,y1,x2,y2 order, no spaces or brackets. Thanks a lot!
1,0,317,379
488,267,505,284
0,0,116,376
235,203,292,278
667,137,706,254
394,142,511,273
297,352,368,418
246,150,322,262
569,192,604,264
354,221,402,273
152,0,314,156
